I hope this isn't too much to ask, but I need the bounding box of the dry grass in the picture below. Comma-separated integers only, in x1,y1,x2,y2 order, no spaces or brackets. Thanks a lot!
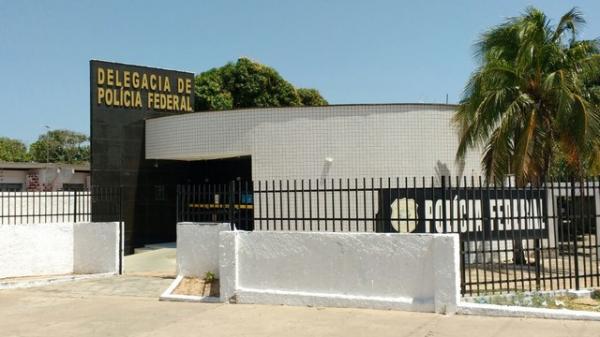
547,296,600,312
173,277,219,297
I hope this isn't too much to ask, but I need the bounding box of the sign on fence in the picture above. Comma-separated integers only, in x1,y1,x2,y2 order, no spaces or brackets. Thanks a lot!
379,187,547,239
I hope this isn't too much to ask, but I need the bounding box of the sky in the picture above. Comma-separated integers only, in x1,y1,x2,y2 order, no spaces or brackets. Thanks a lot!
1,0,599,144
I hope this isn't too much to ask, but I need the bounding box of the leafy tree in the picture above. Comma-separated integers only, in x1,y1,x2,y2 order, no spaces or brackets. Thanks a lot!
0,137,29,162
297,88,328,106
195,58,327,111
29,130,89,164
454,7,600,184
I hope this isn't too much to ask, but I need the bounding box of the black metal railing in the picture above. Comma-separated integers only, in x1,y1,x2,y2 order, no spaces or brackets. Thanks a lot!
177,176,600,296
0,186,122,224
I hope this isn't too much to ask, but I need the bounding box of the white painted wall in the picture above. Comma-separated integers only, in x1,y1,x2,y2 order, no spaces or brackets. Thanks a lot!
146,104,483,180
176,222,231,277
73,222,120,274
219,231,460,313
0,222,120,279
0,223,73,278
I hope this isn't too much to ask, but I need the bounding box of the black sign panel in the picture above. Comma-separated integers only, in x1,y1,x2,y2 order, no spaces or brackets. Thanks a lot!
90,60,194,252
377,187,548,240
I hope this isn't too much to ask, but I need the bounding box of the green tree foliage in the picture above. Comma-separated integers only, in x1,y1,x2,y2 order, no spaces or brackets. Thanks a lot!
297,88,328,106
194,58,327,111
0,137,29,162
454,7,600,183
29,130,89,164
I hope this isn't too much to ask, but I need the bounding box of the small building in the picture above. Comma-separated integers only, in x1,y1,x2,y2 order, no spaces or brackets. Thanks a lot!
0,162,90,192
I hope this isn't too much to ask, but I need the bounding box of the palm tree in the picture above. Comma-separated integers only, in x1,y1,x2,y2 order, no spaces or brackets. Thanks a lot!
454,7,600,185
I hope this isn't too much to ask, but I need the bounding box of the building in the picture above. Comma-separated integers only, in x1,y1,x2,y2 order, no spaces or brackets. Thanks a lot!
0,162,90,192
89,61,484,251
145,103,482,181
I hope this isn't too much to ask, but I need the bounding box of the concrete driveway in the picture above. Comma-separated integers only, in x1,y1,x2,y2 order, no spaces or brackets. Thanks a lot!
123,244,176,277
1,276,600,337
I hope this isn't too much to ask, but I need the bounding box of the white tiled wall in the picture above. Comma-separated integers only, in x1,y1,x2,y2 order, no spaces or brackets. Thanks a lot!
146,104,482,181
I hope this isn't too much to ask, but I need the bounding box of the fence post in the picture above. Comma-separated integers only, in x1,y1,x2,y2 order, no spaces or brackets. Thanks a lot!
229,181,235,230
441,176,447,232
119,186,123,275
571,176,580,290
73,189,78,223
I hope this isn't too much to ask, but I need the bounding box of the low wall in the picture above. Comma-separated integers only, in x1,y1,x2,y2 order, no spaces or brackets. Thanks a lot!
177,222,231,277
73,222,120,274
0,222,121,279
219,231,460,314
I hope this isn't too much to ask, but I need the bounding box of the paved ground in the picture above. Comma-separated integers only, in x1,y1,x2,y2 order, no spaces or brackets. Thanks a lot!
123,244,176,277
2,276,600,337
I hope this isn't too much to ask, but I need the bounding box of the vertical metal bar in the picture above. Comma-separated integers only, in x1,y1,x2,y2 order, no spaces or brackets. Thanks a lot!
346,178,351,232
308,179,313,231
371,178,375,232
293,180,298,231
386,177,391,233
591,176,599,287
572,176,580,290
73,189,78,223
323,179,328,231
585,177,593,288
331,178,335,232
316,179,320,231
278,180,283,231
271,180,276,230
259,181,264,230
497,179,508,293
404,177,409,233
286,180,291,230
229,181,235,230
353,178,358,232
362,177,367,232
413,177,417,233
301,179,305,231
550,177,559,290
119,186,123,274
534,178,543,290
479,176,489,293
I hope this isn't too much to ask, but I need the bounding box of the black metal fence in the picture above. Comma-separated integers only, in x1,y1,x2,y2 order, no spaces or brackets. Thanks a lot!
176,182,254,231
0,186,122,224
177,177,600,296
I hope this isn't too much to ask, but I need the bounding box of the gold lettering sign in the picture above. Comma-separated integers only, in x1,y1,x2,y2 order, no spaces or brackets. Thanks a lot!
95,65,193,112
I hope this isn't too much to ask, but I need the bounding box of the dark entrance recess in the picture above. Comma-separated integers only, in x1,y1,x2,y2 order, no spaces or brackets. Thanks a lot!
132,156,251,252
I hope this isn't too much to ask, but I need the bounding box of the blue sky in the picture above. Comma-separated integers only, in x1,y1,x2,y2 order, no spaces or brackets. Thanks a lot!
1,1,599,144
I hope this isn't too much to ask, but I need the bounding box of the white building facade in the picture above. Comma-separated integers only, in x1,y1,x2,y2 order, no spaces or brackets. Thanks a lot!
145,103,482,181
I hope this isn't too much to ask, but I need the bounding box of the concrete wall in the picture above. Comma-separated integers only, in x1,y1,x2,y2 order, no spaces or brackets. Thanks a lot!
73,222,120,274
0,223,74,278
146,104,483,180
219,231,460,313
176,222,231,277
0,222,120,279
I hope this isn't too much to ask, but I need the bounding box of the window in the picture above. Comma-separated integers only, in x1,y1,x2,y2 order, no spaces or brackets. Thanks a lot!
62,183,85,191
0,183,23,192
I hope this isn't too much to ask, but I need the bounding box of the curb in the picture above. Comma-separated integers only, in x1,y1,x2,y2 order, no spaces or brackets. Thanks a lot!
458,302,600,321
159,275,221,303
